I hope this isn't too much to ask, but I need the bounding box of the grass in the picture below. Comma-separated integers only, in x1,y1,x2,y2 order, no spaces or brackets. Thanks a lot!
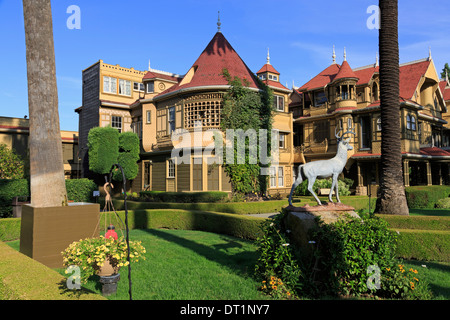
5,227,450,300
62,229,268,300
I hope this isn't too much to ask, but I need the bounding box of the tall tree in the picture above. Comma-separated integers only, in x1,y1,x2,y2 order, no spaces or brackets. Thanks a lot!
23,0,68,207
375,0,409,215
441,63,450,80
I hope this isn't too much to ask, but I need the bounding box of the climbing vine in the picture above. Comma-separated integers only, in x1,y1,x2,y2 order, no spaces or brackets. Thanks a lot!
219,69,274,196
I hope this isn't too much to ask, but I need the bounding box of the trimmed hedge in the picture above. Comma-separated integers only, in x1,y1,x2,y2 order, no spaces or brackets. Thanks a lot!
65,179,98,203
379,214,450,231
139,191,229,203
100,209,265,240
393,229,450,262
0,209,265,242
405,185,450,209
0,241,105,300
0,179,29,218
0,179,98,217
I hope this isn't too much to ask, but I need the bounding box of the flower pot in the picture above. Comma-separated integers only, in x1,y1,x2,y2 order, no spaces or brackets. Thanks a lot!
97,256,119,277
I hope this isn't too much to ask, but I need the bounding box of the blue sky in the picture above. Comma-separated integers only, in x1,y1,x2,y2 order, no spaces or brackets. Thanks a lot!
0,0,449,132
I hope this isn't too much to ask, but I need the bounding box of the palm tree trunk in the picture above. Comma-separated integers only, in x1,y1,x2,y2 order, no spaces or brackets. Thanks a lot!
375,0,409,215
23,0,68,207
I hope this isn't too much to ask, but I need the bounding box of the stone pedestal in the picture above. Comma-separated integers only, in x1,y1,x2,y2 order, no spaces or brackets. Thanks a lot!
284,202,359,257
20,203,100,268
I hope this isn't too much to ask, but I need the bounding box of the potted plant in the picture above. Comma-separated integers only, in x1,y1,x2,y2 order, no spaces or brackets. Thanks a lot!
61,235,146,285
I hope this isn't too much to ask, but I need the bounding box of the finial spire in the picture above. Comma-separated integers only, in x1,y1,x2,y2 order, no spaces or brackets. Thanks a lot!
375,53,379,67
332,45,336,64
148,59,151,71
446,68,449,84
343,47,347,61
217,11,222,32
428,46,432,60
266,47,271,65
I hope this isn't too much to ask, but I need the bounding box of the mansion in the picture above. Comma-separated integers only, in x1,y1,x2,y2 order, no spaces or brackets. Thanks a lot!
75,29,450,196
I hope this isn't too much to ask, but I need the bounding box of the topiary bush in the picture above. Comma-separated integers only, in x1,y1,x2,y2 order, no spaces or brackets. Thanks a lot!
87,126,119,175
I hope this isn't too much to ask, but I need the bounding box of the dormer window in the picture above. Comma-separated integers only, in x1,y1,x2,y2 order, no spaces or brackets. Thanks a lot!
268,74,278,81
258,74,267,80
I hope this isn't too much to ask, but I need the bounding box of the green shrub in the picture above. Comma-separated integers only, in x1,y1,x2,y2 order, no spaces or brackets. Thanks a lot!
65,179,98,203
139,191,229,203
254,210,303,296
293,178,351,196
112,132,140,181
87,126,119,175
0,179,29,218
435,197,450,209
307,215,433,299
405,186,450,208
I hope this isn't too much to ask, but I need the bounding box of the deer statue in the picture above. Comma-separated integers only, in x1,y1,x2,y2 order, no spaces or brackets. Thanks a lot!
288,127,356,207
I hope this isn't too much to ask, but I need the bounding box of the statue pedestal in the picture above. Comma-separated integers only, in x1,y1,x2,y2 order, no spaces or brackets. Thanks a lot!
284,202,359,257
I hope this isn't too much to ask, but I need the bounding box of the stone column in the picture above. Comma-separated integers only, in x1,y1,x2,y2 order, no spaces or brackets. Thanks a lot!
403,159,410,187
426,161,432,186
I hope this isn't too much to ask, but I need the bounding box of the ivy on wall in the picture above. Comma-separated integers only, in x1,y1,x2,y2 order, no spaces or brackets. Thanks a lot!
219,69,274,195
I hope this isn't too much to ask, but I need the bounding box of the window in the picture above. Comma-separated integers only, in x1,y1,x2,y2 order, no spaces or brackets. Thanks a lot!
134,82,145,92
132,116,142,139
168,159,175,178
273,95,285,112
259,74,267,80
146,81,154,93
376,117,382,131
103,76,117,94
146,110,151,124
278,167,284,187
313,121,328,143
269,166,276,188
111,116,122,133
279,133,286,149
341,86,349,100
314,91,327,107
360,116,371,149
168,107,175,134
268,74,278,81
407,114,416,131
119,79,131,96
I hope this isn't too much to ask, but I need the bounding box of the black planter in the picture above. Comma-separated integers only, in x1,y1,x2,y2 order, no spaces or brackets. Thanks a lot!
99,273,120,296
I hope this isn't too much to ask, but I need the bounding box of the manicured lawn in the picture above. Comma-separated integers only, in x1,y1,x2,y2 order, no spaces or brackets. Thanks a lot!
5,227,450,300
63,229,267,300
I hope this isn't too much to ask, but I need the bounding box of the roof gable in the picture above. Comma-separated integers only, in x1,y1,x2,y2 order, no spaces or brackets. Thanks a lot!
157,32,259,97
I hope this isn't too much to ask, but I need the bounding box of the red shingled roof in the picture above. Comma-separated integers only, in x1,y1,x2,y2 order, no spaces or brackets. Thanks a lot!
298,59,432,102
257,63,280,75
297,63,341,91
143,71,182,83
420,147,450,157
157,32,259,97
261,79,289,91
332,60,359,82
399,59,430,100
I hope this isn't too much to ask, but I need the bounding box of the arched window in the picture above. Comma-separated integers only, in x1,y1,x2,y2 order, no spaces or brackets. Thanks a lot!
376,117,382,131
372,82,379,101
406,114,416,131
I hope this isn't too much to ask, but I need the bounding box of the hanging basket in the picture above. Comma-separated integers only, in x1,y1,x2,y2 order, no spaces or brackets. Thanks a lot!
97,256,120,277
